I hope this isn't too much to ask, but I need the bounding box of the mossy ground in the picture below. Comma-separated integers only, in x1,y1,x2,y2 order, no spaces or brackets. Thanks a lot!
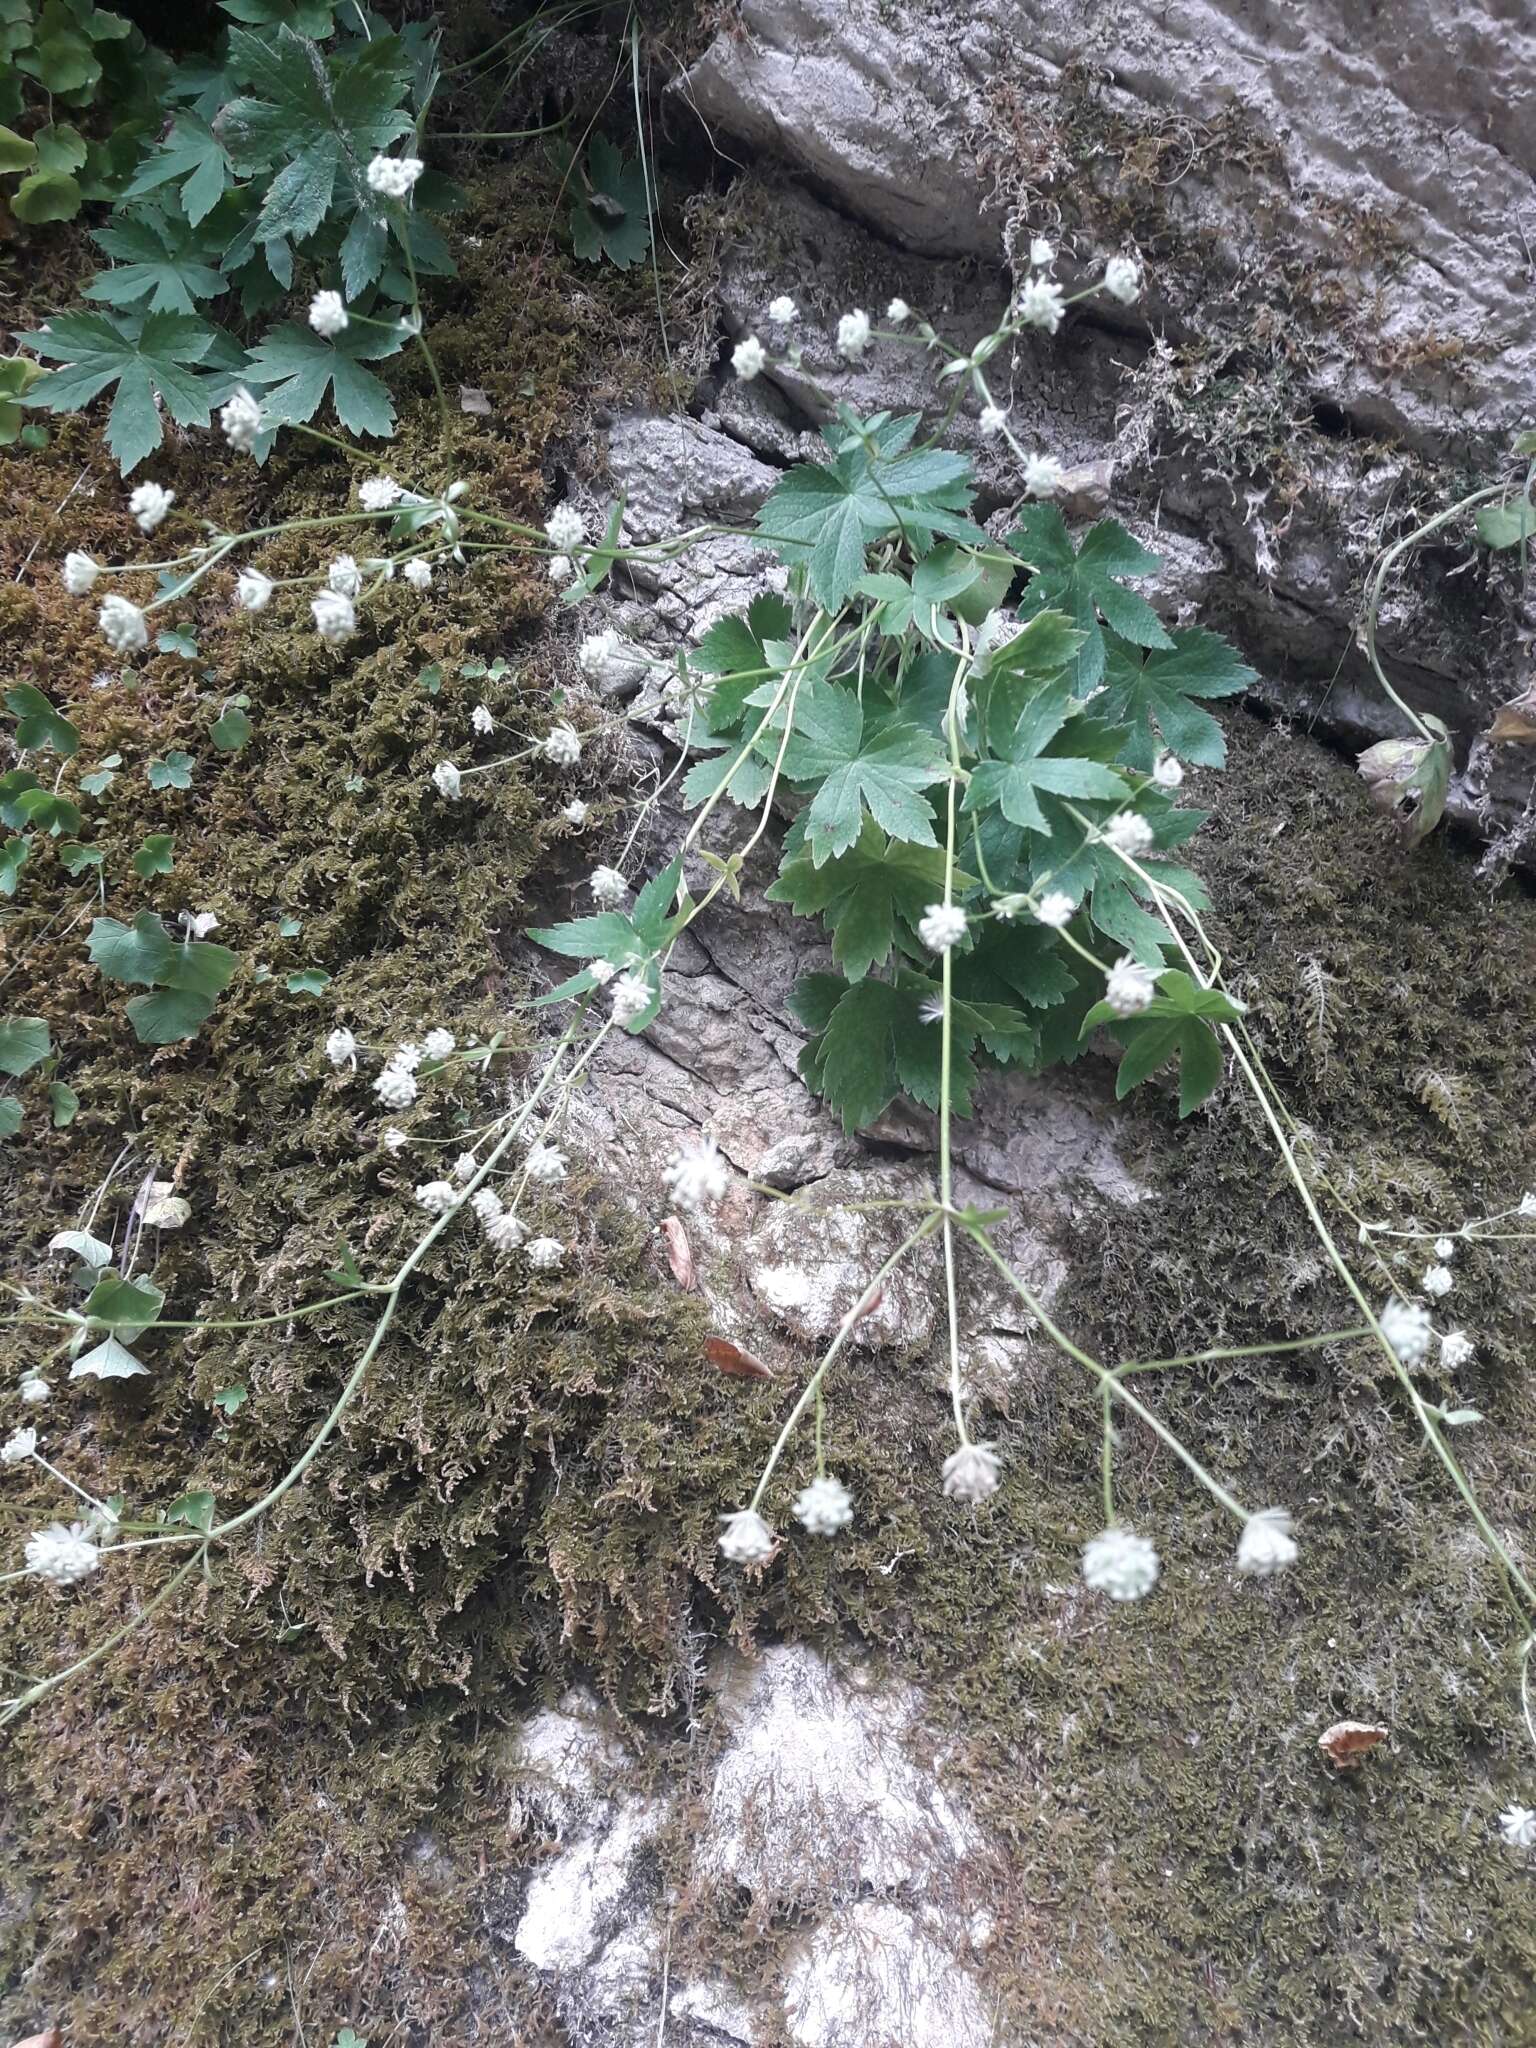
1,33,1535,2048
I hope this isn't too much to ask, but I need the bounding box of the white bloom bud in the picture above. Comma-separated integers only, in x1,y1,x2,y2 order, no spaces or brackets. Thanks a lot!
1520,1192,1536,1219
26,1520,100,1585
1499,1805,1536,1850
767,296,798,325
942,1442,1001,1504
1105,955,1157,1018
1023,453,1064,498
664,1136,729,1211
836,308,871,358
1152,753,1184,789
1439,1329,1475,1371
422,1028,455,1059
544,722,582,767
393,1041,424,1073
235,568,273,612
382,1126,408,1155
220,387,263,452
312,589,356,644
979,405,1008,438
308,290,349,337
20,1376,50,1405
1235,1507,1298,1577
1102,256,1141,304
1015,277,1065,333
719,1508,776,1563
586,958,616,985
1421,1263,1453,1298
470,1187,503,1224
374,1064,418,1110
1082,1525,1160,1602
432,760,462,799
1034,891,1075,928
526,1142,567,1184
327,554,362,598
525,1236,565,1270
562,798,589,828
732,335,767,380
471,703,494,735
454,1152,478,1183
404,559,432,591
885,297,911,324
917,903,968,953
62,550,100,595
128,481,174,533
485,1209,526,1253
548,554,574,585
577,628,645,692
1103,812,1155,858
3,1426,37,1465
415,1180,458,1215
99,594,148,653
1029,236,1055,268
360,476,404,511
545,504,585,552
589,865,627,906
325,1026,357,1070
793,1475,854,1536
610,972,651,1025
366,154,424,198
1379,1297,1432,1365
1432,1235,1456,1261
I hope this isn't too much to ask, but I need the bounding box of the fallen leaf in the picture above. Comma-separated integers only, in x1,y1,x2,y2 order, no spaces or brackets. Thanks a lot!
848,1279,885,1325
661,1215,695,1291
705,1335,776,1380
1318,1720,1389,1769
1355,718,1451,846
1487,683,1536,745
10,2027,61,2048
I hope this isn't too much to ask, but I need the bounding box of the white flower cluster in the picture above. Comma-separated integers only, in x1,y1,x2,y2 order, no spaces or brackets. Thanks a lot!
917,903,967,954
942,1442,1001,1504
793,1474,854,1535
1379,1296,1433,1368
1104,956,1156,1018
366,153,424,199
26,1520,100,1585
664,1136,729,1212
309,289,348,337
1082,1525,1160,1601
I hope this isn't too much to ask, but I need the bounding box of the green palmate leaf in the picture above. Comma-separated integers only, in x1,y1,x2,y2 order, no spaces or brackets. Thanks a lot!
71,1334,149,1379
1081,970,1244,1116
767,818,963,981
0,1014,50,1076
156,625,199,659
210,703,252,751
0,835,28,894
0,353,43,442
1009,507,1172,690
287,967,330,994
132,833,174,878
165,1488,216,1531
7,681,78,757
57,842,103,876
83,210,224,312
89,910,237,1000
525,910,637,962
82,1270,164,1340
1095,627,1256,770
1476,498,1536,551
244,315,407,437
0,124,34,172
630,855,686,949
11,170,81,222
775,678,949,865
148,751,194,790
120,113,234,225
220,25,413,247
79,752,121,795
21,308,219,471
692,594,794,733
8,787,80,837
569,135,651,269
125,987,217,1043
794,971,1034,1131
964,678,1130,834
49,1079,79,1126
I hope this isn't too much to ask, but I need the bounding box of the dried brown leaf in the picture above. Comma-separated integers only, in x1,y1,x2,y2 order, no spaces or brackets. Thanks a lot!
705,1335,776,1380
660,1215,695,1291
1318,1720,1389,1768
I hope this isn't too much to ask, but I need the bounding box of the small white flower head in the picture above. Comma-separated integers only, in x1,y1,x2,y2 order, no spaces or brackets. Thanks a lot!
360,475,404,512
589,865,628,907
26,1520,100,1585
2,1426,37,1465
1016,276,1066,333
374,1063,418,1110
62,550,100,595
577,628,644,691
1152,752,1184,790
525,1235,565,1270
1023,453,1064,498
942,1442,1001,1504
470,703,494,736
1082,1525,1160,1602
128,481,174,533
485,1208,526,1254
328,554,363,598
366,153,424,199
1103,811,1156,858
1380,1296,1432,1365
235,567,273,612
544,722,583,768
526,1142,567,1185
719,1508,776,1564
1421,1263,1454,1299
665,1136,729,1212
403,559,432,591
732,334,767,381
979,404,1008,439
19,1376,50,1405
312,589,357,644
325,1026,357,1070
99,593,148,653
415,1180,458,1215
308,289,349,337
382,1126,409,1155
562,798,590,828
185,910,219,940
470,1186,503,1224
918,995,945,1026
1439,1329,1475,1371
1105,955,1157,1018
610,972,652,1026
422,1028,455,1060
1499,1804,1536,1851
918,902,968,954
794,1475,855,1536
1102,255,1141,304
1235,1507,1298,1577
545,504,585,553
454,1151,478,1183
219,387,264,455
1520,1192,1536,1219
767,295,798,325
548,553,574,586
392,1042,424,1073
432,760,462,800
836,308,872,358
1029,236,1055,268
586,957,616,985
885,297,911,324
1433,1235,1456,1262
1034,891,1075,929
